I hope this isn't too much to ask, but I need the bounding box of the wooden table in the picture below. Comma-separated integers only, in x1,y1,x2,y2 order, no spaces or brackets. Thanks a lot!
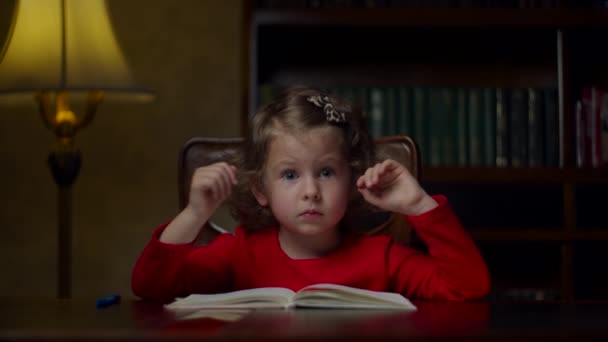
2,298,608,341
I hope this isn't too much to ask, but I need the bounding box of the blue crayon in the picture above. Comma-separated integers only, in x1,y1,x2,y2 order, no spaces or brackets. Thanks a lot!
96,294,121,309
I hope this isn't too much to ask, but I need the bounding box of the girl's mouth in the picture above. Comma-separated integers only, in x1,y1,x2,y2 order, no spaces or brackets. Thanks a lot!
299,209,322,218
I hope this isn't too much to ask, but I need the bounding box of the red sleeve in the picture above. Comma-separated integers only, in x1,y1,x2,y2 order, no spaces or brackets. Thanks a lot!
388,195,490,300
131,223,240,302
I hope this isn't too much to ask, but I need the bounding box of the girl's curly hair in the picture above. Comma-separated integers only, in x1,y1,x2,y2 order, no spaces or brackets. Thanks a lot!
228,86,376,230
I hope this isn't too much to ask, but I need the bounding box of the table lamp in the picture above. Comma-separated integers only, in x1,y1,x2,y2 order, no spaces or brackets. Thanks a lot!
0,0,153,298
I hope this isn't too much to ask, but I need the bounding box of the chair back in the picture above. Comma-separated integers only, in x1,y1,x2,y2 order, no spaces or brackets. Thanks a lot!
178,136,420,245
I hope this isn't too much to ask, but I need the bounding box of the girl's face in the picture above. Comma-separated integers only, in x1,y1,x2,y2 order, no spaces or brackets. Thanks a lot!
253,126,351,239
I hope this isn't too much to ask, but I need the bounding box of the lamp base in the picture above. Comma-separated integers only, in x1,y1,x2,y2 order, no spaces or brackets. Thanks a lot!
48,145,81,299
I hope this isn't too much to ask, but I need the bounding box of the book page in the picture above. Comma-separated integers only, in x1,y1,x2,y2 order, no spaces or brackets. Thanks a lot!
165,287,295,309
293,284,416,310
176,309,252,322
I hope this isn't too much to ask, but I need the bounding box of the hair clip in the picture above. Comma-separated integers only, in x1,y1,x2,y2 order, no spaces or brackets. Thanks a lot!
306,95,347,124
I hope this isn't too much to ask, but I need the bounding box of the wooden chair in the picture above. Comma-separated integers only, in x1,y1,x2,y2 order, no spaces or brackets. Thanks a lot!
178,136,420,245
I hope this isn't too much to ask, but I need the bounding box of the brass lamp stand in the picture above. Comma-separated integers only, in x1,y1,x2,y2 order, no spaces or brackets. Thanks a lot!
0,0,153,298
36,91,103,298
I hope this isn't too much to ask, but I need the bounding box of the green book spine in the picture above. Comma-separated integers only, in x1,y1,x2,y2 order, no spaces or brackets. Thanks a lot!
544,88,559,167
441,88,457,166
397,86,413,137
352,86,369,118
456,88,469,167
482,88,497,167
527,88,545,167
495,88,510,167
468,88,482,167
384,87,397,136
510,88,528,168
428,88,443,167
413,87,429,166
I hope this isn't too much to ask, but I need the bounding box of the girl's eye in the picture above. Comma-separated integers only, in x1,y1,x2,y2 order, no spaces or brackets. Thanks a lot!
281,170,297,180
320,168,335,178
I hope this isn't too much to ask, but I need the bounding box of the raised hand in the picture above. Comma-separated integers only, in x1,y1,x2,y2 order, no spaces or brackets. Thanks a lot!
160,162,237,244
356,159,437,216
187,162,238,220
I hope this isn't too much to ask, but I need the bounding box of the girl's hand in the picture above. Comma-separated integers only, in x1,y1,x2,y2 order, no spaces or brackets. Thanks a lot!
160,162,237,244
186,162,238,221
356,159,437,216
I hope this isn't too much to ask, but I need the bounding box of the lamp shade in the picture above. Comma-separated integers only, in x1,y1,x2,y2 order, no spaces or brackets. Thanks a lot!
0,0,152,99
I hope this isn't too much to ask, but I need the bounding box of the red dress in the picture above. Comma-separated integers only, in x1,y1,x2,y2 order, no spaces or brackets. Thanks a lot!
132,195,490,302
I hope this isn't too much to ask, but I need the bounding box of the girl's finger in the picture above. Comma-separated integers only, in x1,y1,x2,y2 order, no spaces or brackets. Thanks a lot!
370,165,379,185
217,165,232,198
356,175,365,188
365,167,375,188
198,175,216,199
229,165,238,185
379,159,393,176
358,187,380,205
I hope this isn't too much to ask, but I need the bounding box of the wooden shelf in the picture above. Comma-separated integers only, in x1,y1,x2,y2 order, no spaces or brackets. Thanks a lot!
421,167,608,183
471,230,608,241
249,4,608,303
255,8,608,28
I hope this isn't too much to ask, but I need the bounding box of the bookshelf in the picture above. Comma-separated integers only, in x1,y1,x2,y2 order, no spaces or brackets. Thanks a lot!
246,3,608,302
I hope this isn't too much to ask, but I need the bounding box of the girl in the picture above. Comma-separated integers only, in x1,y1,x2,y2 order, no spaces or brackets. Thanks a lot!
132,87,490,302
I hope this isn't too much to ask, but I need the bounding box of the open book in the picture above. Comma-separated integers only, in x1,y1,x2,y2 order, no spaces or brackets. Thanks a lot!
165,283,416,311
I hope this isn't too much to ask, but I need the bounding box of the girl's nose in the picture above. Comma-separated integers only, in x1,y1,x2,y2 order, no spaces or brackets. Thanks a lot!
302,176,320,201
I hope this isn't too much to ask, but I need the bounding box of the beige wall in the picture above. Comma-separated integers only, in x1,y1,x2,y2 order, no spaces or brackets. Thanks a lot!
0,0,243,298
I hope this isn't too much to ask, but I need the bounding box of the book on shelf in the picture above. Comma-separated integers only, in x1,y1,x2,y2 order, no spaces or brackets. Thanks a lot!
456,87,469,167
495,88,510,167
527,87,544,167
510,88,528,167
384,86,398,136
428,88,442,167
255,83,562,168
578,86,608,168
482,87,497,167
441,87,458,166
543,87,559,167
413,86,430,166
397,86,413,139
468,88,483,166
164,283,417,311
